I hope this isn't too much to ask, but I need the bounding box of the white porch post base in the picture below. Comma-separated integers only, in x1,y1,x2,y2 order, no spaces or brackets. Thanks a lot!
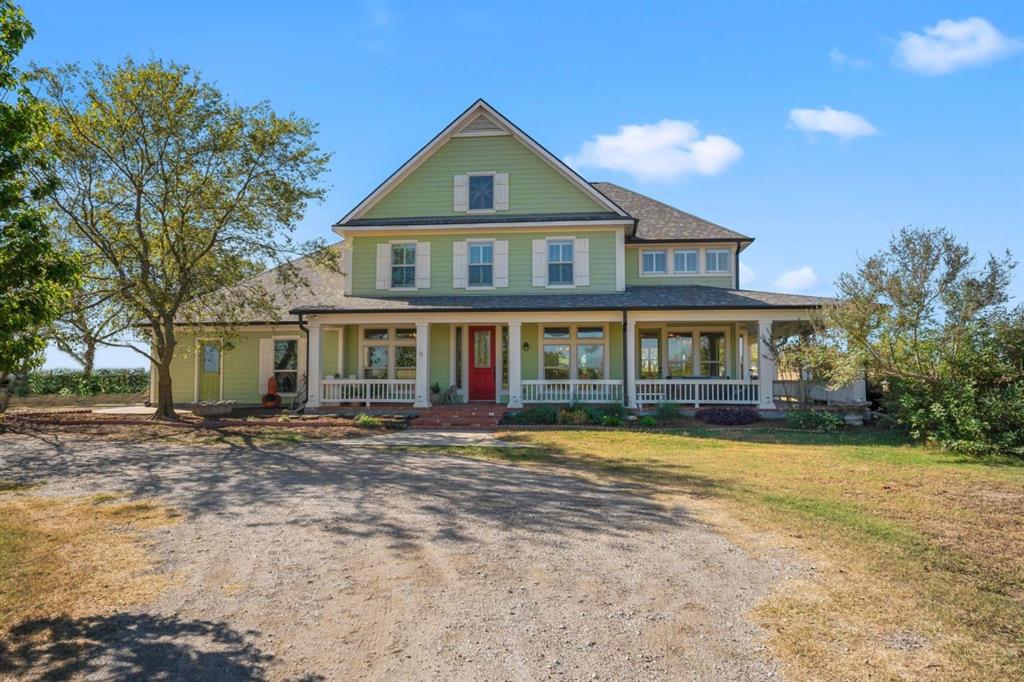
625,319,637,408
508,322,523,408
757,319,776,409
414,322,430,408
306,318,321,408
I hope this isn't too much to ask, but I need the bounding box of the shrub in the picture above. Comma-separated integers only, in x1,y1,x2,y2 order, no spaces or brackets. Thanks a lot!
502,404,558,425
600,402,627,419
638,415,657,428
23,369,150,396
601,414,623,427
353,413,384,428
654,402,680,422
784,409,845,432
695,406,760,426
557,407,591,425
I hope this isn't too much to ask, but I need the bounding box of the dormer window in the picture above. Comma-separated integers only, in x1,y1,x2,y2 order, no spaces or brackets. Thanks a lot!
468,174,494,210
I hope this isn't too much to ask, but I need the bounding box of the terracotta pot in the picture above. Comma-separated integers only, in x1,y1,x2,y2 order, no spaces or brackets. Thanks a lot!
262,393,281,409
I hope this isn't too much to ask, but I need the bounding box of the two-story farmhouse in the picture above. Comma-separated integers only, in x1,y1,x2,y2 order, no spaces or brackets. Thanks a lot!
165,100,831,412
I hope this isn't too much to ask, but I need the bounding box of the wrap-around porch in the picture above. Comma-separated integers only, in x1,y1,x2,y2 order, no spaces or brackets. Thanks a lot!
305,310,791,411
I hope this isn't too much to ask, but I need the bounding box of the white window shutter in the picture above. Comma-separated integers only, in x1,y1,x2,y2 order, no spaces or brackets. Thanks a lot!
494,173,509,210
258,338,273,396
375,243,389,289
574,237,590,286
452,241,467,289
453,174,469,211
415,241,431,288
494,240,509,288
532,239,546,287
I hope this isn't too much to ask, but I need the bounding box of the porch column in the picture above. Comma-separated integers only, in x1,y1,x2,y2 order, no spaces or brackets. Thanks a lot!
306,317,321,408
757,319,776,409
625,318,637,408
508,322,523,408
414,322,430,408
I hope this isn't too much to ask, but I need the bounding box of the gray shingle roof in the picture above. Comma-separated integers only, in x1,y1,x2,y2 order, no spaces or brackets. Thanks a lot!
591,182,751,242
290,284,826,315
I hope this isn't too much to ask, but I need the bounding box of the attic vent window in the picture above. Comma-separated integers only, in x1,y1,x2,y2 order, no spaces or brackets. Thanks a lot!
457,113,506,136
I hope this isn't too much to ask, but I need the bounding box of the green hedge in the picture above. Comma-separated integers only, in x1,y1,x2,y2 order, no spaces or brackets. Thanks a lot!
17,369,150,396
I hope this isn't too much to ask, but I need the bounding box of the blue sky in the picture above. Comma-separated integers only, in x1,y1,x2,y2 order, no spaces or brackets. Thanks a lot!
20,0,1023,369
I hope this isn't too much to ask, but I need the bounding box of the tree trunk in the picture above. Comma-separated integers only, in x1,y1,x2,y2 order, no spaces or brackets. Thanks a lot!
151,357,178,421
82,342,95,379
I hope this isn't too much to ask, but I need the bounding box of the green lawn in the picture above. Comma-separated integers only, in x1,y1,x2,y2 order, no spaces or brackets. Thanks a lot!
455,428,1024,681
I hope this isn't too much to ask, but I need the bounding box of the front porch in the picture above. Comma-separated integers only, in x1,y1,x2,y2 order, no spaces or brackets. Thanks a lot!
304,312,796,411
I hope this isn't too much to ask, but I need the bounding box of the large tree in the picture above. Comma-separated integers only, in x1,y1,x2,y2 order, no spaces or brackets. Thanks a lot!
812,227,1022,455
0,1,78,413
33,58,337,419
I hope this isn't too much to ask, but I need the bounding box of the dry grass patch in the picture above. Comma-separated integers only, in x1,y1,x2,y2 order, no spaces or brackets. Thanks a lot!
0,491,179,633
470,428,1024,681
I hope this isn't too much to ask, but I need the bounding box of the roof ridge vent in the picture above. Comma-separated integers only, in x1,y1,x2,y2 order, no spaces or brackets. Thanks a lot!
454,113,509,137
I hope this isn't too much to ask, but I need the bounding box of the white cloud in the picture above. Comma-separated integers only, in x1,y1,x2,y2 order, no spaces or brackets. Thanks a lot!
775,266,820,292
788,106,878,139
739,262,756,285
829,48,869,69
895,17,1023,75
565,120,743,183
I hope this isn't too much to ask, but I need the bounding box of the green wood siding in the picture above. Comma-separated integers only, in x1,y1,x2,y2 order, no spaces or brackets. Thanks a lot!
351,229,618,296
363,135,605,219
429,324,450,390
321,328,339,377
521,323,539,380
625,246,734,288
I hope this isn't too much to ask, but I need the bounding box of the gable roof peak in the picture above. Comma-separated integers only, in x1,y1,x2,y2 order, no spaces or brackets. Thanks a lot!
334,100,629,228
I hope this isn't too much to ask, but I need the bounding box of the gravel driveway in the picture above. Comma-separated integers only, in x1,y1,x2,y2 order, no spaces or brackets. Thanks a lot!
0,432,798,681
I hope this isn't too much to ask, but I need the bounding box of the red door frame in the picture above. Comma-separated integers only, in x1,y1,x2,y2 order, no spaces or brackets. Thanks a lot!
468,325,496,401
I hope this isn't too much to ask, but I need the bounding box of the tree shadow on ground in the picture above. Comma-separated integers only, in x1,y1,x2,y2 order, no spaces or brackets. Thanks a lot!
0,429,716,550
0,612,313,682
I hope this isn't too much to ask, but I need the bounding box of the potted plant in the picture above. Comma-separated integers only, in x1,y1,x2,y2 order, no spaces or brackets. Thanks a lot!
430,382,442,404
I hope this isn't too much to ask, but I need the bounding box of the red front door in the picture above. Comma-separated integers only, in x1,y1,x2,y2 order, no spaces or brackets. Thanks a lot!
468,326,496,401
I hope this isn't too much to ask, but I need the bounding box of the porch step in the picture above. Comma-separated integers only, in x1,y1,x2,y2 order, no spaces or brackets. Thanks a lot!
409,405,508,430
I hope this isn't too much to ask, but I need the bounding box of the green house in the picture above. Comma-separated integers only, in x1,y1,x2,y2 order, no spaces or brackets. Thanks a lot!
166,100,848,411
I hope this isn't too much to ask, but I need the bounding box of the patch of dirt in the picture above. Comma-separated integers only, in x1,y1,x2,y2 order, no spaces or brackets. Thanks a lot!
0,433,803,681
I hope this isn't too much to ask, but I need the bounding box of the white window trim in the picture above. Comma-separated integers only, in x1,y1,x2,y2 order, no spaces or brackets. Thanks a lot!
545,236,576,289
466,238,496,290
705,248,732,274
538,324,610,381
388,240,418,291
639,249,669,277
632,324,734,379
465,171,497,214
270,335,301,396
193,338,224,402
672,248,700,275
358,325,418,380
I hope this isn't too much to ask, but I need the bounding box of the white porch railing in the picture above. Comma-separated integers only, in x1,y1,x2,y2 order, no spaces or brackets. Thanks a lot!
773,378,867,405
321,379,416,404
634,379,760,406
522,380,624,404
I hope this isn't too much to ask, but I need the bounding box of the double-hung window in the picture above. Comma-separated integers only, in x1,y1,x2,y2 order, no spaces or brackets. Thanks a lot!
641,250,667,275
467,242,493,287
391,243,416,288
362,327,417,380
542,325,607,380
667,332,694,378
705,249,731,273
700,332,726,377
274,339,299,393
547,240,574,285
468,174,494,210
674,249,698,273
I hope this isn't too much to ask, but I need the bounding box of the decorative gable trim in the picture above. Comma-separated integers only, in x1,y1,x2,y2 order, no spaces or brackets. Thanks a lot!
453,113,509,137
334,99,630,230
